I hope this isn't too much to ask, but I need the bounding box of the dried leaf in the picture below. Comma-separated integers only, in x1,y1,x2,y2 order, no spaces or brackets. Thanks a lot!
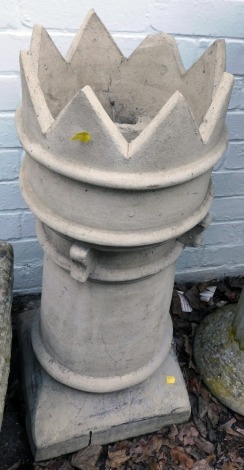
108,449,131,469
234,413,244,422
192,415,208,438
216,443,222,457
72,445,102,470
7,463,21,470
197,281,211,293
155,462,165,470
171,289,183,316
132,441,150,462
215,281,239,302
192,459,213,469
197,396,208,419
161,438,177,449
170,447,194,469
34,461,54,469
114,440,131,451
183,334,192,357
235,427,244,436
206,402,221,427
187,376,201,394
178,423,199,446
199,384,211,402
168,424,178,440
195,437,215,455
184,286,202,310
150,435,166,453
228,277,244,289
222,463,239,470
219,418,241,437
206,454,216,464
132,435,166,464
58,462,74,470
184,446,204,462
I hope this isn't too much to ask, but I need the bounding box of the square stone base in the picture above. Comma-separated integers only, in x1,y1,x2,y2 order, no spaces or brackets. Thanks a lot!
18,310,190,461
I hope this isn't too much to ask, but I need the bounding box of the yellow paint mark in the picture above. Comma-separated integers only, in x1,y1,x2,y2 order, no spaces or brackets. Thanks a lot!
71,132,91,143
166,375,176,384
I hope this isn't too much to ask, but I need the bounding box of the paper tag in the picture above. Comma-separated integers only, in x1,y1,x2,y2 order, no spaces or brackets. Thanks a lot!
177,290,193,312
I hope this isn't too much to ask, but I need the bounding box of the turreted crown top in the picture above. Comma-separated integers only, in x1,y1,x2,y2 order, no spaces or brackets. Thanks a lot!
17,10,233,189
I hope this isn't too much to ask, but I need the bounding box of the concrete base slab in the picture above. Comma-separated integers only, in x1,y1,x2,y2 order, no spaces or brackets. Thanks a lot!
19,310,190,461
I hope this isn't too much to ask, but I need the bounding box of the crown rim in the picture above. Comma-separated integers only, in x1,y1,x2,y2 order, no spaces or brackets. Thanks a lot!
16,103,227,190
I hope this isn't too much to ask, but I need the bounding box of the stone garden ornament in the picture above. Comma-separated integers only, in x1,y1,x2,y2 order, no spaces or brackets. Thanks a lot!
16,10,233,460
194,289,244,416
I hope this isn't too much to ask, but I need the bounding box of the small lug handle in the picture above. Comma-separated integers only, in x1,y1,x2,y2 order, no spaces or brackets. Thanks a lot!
70,244,95,283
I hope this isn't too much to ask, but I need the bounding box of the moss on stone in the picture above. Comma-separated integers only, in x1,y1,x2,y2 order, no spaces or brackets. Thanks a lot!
194,305,244,415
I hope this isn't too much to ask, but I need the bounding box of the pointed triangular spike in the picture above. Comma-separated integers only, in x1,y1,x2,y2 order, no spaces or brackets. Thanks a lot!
66,10,124,114
200,72,234,145
108,33,185,123
128,33,185,75
30,24,43,73
46,85,128,168
30,25,79,118
129,91,204,170
183,40,226,125
212,40,226,95
19,51,53,136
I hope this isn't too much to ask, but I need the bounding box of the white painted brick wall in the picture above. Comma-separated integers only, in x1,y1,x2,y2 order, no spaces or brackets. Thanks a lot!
0,0,244,292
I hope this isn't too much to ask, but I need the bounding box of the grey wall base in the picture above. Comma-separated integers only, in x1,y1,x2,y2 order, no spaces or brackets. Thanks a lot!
19,310,190,461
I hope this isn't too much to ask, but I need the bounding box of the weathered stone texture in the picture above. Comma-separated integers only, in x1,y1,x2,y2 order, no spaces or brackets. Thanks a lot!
16,10,232,458
194,304,244,416
0,242,13,429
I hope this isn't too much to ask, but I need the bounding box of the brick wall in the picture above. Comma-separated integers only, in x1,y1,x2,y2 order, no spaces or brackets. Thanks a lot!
0,0,243,292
